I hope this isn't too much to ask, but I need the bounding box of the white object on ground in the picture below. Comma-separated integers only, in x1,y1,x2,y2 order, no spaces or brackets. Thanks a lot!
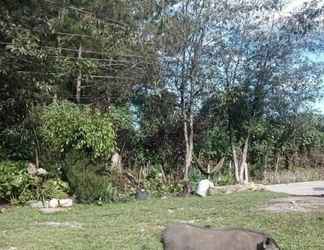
196,179,215,197
36,168,48,176
59,198,73,207
48,198,59,208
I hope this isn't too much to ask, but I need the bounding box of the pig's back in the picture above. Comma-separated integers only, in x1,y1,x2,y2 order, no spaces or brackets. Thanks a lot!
161,224,267,250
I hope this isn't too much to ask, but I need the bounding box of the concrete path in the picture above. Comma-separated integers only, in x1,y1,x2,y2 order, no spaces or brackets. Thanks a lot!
265,181,324,196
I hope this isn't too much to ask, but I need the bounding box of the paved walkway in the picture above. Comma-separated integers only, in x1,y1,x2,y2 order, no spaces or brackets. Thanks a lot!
265,181,324,196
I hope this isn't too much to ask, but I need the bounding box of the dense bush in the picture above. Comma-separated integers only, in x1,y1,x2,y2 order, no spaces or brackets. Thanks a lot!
40,179,70,199
0,161,33,203
40,101,116,159
66,159,118,203
0,161,70,204
0,127,34,161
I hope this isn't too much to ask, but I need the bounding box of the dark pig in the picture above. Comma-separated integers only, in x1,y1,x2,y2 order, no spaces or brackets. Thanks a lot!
161,223,280,250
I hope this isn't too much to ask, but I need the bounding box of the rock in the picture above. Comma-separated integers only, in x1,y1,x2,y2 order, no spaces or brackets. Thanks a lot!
209,183,266,195
196,179,215,197
49,198,59,208
27,162,37,176
111,152,123,173
135,190,150,200
29,200,49,208
36,168,48,176
59,198,73,208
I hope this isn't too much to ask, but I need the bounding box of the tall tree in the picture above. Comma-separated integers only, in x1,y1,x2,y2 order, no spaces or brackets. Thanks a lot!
160,0,214,180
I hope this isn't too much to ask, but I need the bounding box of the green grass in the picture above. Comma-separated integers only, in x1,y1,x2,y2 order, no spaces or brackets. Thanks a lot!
0,192,324,249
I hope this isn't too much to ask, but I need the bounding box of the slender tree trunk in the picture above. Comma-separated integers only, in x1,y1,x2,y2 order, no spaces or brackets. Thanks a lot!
240,136,249,184
244,162,249,184
184,112,193,181
232,145,240,183
35,147,39,169
275,154,281,183
76,44,82,103
263,149,269,178
232,136,250,184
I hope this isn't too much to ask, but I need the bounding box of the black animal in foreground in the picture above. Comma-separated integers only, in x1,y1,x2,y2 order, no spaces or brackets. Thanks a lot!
161,223,280,250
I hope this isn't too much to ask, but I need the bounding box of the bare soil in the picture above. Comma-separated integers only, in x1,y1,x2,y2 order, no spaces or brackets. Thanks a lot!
262,196,324,213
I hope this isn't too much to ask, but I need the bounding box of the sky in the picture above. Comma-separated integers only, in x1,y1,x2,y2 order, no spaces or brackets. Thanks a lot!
285,0,324,113
283,0,324,14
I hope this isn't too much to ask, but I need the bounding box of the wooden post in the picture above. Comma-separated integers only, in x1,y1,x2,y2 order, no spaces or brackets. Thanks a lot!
76,44,82,103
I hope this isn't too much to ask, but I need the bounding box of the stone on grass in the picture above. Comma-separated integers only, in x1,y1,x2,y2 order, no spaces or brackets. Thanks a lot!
27,162,38,176
29,200,49,209
209,182,266,195
36,168,48,176
111,152,123,173
49,198,59,208
59,198,73,207
196,179,215,197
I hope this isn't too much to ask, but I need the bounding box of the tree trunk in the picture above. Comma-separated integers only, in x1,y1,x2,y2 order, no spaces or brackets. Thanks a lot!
275,154,281,183
184,112,193,181
76,44,82,103
232,145,240,183
35,147,39,169
244,161,249,184
240,136,249,184
232,136,249,184
263,149,269,179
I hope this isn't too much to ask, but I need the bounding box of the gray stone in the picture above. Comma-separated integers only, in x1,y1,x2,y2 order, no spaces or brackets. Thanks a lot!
27,162,37,176
29,200,49,209
111,152,122,173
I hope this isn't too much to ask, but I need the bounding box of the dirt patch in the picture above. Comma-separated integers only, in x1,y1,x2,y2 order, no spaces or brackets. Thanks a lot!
0,199,10,209
34,221,82,229
262,196,324,213
38,207,69,214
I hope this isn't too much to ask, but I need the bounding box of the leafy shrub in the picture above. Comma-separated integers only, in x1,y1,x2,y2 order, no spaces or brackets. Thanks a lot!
40,179,70,199
0,127,34,161
215,173,236,186
143,167,183,197
0,161,71,204
66,160,118,203
40,101,116,159
0,161,33,203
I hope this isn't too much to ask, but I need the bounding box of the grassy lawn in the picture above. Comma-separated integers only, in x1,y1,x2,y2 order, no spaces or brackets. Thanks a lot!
0,192,324,250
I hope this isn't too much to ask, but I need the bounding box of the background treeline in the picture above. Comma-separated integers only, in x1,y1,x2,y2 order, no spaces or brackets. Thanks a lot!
1,0,324,203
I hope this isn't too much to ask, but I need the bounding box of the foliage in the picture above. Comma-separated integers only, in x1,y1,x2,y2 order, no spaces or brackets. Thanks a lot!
0,161,71,204
0,127,34,161
143,167,183,197
40,101,116,159
40,179,70,199
65,159,118,203
1,0,324,193
0,161,33,203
